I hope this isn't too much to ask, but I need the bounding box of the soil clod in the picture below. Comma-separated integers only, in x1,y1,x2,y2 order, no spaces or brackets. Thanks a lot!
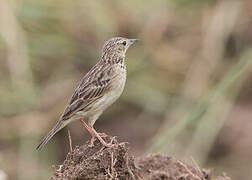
51,135,231,180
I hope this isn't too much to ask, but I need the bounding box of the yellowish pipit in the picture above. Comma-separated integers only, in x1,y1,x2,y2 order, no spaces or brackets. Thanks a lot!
36,37,138,150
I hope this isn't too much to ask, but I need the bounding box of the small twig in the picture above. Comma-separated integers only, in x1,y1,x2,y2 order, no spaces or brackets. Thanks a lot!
106,151,117,179
190,156,204,178
110,152,115,178
178,160,201,180
68,130,73,153
107,168,113,179
125,153,135,180
110,151,114,171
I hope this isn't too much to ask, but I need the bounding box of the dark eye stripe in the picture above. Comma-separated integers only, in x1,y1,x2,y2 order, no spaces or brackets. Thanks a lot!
122,41,126,46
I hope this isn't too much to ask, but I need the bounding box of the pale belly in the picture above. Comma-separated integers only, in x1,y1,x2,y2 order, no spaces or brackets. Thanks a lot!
84,70,126,125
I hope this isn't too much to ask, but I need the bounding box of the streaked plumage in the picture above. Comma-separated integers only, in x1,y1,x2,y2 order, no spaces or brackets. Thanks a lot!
36,37,138,150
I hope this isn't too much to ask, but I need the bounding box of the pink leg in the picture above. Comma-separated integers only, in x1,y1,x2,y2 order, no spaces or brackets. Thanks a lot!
79,119,114,147
90,132,107,145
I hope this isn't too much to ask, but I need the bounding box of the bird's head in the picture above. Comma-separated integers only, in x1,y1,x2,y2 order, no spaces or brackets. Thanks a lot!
102,37,138,60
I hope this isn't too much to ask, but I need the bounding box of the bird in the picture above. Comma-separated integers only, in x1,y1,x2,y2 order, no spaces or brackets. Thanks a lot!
36,37,138,151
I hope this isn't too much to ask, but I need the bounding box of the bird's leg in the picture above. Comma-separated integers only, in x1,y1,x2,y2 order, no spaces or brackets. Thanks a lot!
79,119,114,148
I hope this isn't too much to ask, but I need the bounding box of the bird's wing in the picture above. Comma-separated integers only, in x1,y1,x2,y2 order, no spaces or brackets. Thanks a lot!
60,63,113,121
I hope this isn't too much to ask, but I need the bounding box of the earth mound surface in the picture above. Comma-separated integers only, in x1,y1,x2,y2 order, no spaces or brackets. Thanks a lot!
52,135,231,180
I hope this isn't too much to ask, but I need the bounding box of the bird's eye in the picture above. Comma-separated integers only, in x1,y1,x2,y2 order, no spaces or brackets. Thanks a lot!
122,41,127,46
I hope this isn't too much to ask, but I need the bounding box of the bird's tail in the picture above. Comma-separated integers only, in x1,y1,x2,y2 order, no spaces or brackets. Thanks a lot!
36,121,64,151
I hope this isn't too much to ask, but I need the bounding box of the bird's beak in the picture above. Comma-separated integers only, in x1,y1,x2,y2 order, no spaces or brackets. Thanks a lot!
129,39,139,44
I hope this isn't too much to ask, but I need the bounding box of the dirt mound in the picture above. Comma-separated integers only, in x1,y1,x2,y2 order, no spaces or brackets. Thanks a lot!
51,135,231,180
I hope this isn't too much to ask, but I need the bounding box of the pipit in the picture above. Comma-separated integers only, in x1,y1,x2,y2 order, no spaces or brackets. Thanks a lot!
36,37,138,150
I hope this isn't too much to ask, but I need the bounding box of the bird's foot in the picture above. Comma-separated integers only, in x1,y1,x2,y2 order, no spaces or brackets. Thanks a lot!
79,119,115,148
89,133,115,148
103,136,116,147
98,136,116,152
89,137,95,147
89,133,107,147
97,132,107,138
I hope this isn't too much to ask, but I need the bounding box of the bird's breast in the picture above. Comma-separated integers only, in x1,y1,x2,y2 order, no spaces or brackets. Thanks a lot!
107,67,126,102
82,66,126,125
89,67,126,114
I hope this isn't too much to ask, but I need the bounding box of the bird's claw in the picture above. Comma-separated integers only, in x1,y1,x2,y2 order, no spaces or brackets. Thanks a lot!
88,133,116,148
90,136,116,152
103,136,115,147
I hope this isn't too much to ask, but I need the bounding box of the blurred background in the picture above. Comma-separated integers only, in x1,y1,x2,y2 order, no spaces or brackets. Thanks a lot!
0,0,252,179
